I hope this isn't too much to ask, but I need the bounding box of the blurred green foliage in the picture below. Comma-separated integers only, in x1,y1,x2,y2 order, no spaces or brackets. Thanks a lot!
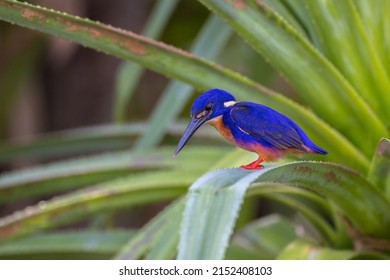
0,0,389,260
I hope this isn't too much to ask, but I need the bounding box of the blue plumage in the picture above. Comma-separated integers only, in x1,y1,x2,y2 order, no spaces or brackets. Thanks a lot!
174,88,327,169
228,102,327,154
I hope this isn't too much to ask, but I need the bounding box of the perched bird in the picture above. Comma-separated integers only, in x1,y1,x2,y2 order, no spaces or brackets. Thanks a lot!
173,88,327,170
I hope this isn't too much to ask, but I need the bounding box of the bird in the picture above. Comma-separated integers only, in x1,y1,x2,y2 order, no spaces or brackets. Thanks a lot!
173,88,327,170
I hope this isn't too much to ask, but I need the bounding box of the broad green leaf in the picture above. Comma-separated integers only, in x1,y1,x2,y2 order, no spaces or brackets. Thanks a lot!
114,0,179,122
114,199,184,260
199,0,388,156
178,162,390,259
0,0,369,172
0,230,134,260
177,166,334,260
303,0,390,123
0,146,226,203
177,168,264,260
368,138,390,197
225,214,297,260
134,14,232,151
277,239,355,260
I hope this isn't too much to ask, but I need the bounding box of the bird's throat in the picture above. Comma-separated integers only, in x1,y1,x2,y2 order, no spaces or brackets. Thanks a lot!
207,116,235,143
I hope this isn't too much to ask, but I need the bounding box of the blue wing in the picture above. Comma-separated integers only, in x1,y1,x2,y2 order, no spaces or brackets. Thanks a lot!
229,102,308,152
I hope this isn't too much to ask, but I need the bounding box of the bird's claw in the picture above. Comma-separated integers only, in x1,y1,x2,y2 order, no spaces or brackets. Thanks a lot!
240,157,264,170
240,164,263,170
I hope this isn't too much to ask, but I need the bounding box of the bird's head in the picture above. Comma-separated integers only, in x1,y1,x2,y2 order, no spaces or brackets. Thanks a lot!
173,88,236,156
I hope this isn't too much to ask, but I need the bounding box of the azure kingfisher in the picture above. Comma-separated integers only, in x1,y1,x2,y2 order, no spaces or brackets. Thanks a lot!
173,88,327,170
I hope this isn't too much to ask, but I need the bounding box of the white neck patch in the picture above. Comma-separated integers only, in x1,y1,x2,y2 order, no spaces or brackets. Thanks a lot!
223,101,237,107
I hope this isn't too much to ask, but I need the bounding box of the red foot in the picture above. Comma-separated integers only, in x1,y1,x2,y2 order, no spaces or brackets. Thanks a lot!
240,157,264,170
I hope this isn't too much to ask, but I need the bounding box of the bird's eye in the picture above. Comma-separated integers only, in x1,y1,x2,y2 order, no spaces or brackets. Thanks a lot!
205,103,213,111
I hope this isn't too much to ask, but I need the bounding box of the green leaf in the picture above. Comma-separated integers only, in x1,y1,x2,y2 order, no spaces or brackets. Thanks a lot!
382,1,390,77
178,162,390,259
0,124,142,164
0,146,226,203
0,230,134,259
199,0,388,156
368,138,390,197
0,123,223,163
0,168,208,241
263,0,308,38
0,0,369,172
251,162,390,239
0,0,261,101
213,150,336,244
303,0,390,123
354,0,390,77
114,0,180,122
225,214,296,260
114,198,184,260
281,0,321,48
277,239,355,260
133,14,232,151
177,168,264,260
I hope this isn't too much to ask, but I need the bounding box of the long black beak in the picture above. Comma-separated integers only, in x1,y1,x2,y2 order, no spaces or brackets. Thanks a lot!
173,115,207,157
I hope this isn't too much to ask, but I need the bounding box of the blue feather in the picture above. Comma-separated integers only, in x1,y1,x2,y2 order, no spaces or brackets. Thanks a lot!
174,88,327,167
227,102,327,155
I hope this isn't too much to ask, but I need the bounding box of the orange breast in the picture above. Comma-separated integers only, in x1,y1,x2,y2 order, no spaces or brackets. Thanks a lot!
207,116,234,143
240,141,305,161
243,142,281,161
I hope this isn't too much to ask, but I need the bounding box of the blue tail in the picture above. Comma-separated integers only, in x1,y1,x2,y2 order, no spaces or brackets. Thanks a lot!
289,121,328,155
307,144,328,155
